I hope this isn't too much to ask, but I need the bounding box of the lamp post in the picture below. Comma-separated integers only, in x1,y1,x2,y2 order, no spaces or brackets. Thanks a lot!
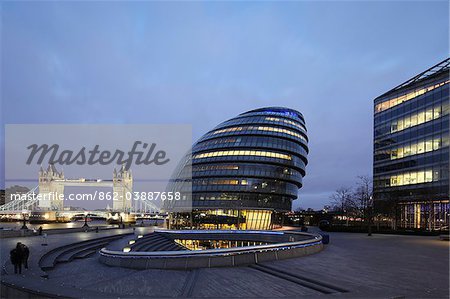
83,211,89,228
21,211,28,230
368,196,373,236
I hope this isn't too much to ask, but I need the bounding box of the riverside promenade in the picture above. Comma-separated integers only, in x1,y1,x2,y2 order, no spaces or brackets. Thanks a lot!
1,228,449,298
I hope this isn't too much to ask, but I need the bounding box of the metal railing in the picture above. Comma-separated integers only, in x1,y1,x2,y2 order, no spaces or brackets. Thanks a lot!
0,186,39,212
100,231,322,258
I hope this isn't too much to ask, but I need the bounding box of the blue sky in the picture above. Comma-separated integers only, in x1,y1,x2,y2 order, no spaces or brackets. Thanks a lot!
1,1,448,209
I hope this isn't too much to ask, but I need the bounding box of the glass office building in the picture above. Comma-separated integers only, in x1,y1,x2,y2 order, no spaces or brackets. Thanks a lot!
168,107,309,230
373,58,449,231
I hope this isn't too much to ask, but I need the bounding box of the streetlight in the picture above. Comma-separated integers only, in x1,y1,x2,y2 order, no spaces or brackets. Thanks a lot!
120,212,124,228
368,196,373,236
82,211,89,228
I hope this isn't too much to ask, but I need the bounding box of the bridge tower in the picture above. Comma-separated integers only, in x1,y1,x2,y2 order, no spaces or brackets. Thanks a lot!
113,166,133,212
38,165,65,210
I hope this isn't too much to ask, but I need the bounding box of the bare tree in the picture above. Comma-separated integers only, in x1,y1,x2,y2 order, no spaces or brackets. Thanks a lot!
353,176,374,235
330,187,353,226
352,176,373,217
329,176,374,231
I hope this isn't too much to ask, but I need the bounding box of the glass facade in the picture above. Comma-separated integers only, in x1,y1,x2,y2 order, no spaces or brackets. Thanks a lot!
168,107,308,230
373,58,450,230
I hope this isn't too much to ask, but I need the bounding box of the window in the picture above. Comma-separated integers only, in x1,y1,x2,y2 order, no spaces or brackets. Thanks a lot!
417,172,425,184
386,105,445,136
410,172,417,184
403,144,411,156
425,108,433,121
391,149,398,159
375,80,450,113
404,116,411,129
410,143,417,155
417,141,425,154
433,138,441,150
425,170,433,182
211,125,307,142
417,111,425,124
410,114,418,127
425,140,433,151
389,169,435,186
193,150,292,160
434,105,442,119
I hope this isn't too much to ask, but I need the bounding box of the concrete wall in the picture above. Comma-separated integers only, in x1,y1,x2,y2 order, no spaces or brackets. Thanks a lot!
99,242,323,270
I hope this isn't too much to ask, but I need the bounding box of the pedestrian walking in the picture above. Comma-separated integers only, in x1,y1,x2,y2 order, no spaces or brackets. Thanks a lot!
10,243,24,274
38,226,43,235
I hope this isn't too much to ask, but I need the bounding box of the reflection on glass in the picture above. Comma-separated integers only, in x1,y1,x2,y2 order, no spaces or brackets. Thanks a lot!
375,80,449,113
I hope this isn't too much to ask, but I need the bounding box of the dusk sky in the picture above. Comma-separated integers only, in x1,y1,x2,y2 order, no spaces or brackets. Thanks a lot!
1,1,448,209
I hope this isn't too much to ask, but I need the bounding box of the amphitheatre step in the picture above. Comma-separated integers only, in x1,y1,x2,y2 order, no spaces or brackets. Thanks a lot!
139,238,173,251
151,240,178,251
73,248,98,259
131,234,167,251
55,241,109,263
39,234,129,272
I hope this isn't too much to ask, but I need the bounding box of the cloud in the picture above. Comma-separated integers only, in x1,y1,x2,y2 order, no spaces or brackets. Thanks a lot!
1,1,448,209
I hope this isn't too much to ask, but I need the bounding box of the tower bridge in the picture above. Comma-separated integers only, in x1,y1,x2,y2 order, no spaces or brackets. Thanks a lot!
0,165,160,216
38,164,132,211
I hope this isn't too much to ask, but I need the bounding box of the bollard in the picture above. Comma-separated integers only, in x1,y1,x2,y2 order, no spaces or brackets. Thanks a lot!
320,233,330,245
41,233,48,246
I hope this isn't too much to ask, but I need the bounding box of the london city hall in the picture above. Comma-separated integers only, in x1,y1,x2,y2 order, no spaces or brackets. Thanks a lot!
167,107,309,230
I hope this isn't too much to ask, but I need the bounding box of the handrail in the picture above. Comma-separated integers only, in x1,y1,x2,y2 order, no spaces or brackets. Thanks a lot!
155,229,286,235
100,232,322,258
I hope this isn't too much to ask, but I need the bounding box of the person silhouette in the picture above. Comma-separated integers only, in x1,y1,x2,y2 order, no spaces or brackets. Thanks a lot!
20,243,29,269
10,243,24,274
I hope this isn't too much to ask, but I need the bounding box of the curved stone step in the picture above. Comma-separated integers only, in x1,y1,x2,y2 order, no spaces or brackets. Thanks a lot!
73,248,98,259
39,234,127,271
139,238,172,251
131,234,166,251
55,241,109,263
151,240,177,251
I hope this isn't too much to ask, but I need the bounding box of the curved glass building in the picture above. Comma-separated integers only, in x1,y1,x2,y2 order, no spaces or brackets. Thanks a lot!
168,107,309,230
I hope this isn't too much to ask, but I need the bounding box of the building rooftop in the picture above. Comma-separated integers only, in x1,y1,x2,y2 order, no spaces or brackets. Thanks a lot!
378,57,450,99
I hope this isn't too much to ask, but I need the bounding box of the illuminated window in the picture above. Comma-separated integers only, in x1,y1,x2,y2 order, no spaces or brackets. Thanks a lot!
382,137,441,161
417,141,425,154
193,150,292,160
389,169,437,187
417,111,425,124
375,80,450,113
434,105,442,118
417,172,425,184
211,125,307,142
425,108,433,121
425,170,433,182
264,117,306,131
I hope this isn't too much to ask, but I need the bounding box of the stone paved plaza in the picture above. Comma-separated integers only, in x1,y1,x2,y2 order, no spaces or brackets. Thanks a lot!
1,228,449,298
